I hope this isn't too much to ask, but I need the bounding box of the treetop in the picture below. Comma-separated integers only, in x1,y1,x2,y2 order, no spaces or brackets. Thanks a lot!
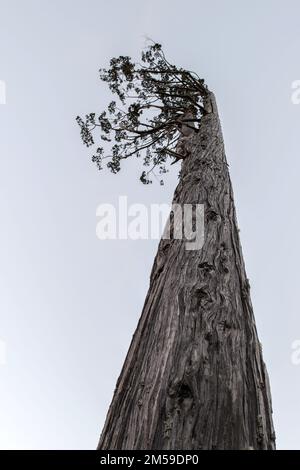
76,42,209,184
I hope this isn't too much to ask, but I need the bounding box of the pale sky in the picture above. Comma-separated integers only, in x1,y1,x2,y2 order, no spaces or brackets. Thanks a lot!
0,0,300,449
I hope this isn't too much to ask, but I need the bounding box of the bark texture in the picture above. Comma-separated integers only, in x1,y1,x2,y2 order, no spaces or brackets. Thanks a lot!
97,92,275,450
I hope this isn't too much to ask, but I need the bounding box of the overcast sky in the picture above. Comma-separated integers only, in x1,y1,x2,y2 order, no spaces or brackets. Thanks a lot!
0,0,300,449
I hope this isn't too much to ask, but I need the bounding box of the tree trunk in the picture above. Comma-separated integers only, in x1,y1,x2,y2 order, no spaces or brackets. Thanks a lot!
97,92,276,450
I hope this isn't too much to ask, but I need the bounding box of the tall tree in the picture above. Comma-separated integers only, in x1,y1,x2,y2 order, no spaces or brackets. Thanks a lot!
77,43,275,450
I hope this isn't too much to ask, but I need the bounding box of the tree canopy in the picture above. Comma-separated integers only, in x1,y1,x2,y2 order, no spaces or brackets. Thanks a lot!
76,42,209,184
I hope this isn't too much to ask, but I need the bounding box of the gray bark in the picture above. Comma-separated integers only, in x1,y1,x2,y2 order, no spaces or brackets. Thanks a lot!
97,92,275,450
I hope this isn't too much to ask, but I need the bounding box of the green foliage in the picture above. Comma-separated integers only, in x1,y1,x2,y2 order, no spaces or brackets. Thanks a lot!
76,42,208,183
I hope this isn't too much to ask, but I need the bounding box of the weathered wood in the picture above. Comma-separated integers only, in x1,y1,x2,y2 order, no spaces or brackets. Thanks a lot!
97,92,275,450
